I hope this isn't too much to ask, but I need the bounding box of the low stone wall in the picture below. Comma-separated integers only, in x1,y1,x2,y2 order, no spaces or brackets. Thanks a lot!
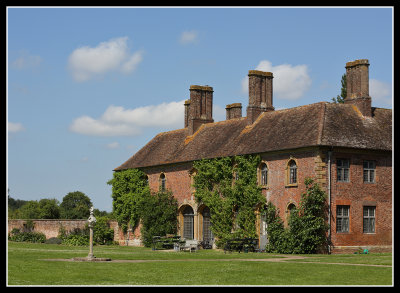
8,219,123,244
8,219,89,239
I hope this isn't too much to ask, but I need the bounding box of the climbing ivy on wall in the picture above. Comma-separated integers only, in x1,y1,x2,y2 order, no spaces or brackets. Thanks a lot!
108,169,178,247
193,155,266,248
107,169,150,233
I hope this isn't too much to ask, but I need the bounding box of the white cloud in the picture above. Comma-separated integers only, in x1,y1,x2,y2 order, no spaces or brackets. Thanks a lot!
370,79,392,107
69,100,185,137
106,142,120,149
179,30,198,45
8,122,25,133
213,104,227,122
68,37,144,82
241,60,312,100
11,51,42,70
81,157,89,162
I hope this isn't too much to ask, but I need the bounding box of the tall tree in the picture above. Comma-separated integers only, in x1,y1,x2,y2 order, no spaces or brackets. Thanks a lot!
331,74,346,104
38,198,61,219
60,191,92,219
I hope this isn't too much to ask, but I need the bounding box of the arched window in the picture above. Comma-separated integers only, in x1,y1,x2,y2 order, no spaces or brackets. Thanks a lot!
287,203,296,216
159,173,166,192
289,161,297,184
286,203,297,225
286,159,298,185
259,162,268,186
183,206,194,239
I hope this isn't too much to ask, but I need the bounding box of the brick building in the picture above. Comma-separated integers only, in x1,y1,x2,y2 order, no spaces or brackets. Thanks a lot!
114,59,392,253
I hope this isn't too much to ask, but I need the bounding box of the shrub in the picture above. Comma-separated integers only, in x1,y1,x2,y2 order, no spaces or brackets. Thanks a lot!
58,225,90,246
93,216,114,245
62,234,89,246
264,177,328,254
9,231,46,243
138,191,178,247
45,237,62,244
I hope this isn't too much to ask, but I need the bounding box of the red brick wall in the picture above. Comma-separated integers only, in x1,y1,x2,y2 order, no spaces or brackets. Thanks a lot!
119,147,392,252
259,149,320,224
329,150,392,253
144,162,193,205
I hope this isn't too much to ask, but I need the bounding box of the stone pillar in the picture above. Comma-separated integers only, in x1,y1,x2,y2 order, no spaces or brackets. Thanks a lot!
87,206,96,259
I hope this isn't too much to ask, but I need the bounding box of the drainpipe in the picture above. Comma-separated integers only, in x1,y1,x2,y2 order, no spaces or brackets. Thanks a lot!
327,150,332,254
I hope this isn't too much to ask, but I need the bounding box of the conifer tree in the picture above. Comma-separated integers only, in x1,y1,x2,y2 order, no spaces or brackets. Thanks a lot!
331,74,346,103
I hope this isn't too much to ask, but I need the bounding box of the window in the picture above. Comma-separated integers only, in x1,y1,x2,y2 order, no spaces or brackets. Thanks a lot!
363,206,376,233
287,203,296,217
289,160,297,184
183,206,194,239
159,173,166,192
337,159,350,182
363,161,376,183
336,206,350,233
260,163,268,186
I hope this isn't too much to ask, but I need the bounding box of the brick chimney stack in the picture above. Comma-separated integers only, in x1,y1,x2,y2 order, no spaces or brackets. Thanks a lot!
344,59,372,117
247,70,274,124
226,103,242,120
184,99,191,128
187,85,214,135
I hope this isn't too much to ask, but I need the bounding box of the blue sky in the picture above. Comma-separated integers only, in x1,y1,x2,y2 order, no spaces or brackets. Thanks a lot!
7,7,393,212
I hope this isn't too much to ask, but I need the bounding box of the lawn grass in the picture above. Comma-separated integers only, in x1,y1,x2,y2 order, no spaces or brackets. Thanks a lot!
7,241,393,286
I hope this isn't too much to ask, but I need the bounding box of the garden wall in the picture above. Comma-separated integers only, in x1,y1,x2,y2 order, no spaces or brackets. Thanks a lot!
8,219,121,243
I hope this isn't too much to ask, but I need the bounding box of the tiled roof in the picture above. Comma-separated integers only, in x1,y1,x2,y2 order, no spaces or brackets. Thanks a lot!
114,102,392,170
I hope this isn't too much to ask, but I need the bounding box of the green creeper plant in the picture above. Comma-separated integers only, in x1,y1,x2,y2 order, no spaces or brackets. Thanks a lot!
193,155,265,247
107,169,150,233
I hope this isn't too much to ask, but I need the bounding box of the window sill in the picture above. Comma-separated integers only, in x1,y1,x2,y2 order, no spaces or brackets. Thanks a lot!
285,184,298,188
